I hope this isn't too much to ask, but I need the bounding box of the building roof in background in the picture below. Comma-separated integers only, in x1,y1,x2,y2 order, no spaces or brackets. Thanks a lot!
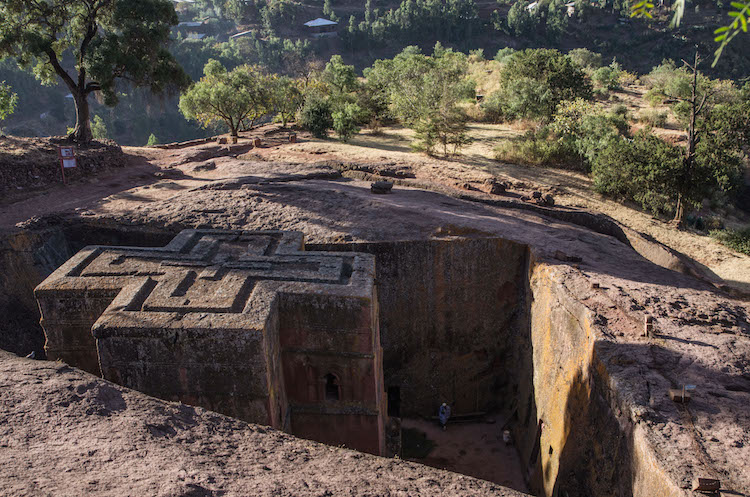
303,18,338,27
230,30,254,39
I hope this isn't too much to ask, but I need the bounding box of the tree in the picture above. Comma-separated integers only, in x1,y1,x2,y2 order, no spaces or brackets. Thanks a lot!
146,133,159,146
269,75,304,127
666,52,745,225
495,48,592,121
300,94,333,138
507,0,540,36
0,81,18,125
179,60,270,137
332,102,362,142
321,55,359,96
0,0,189,143
323,0,339,22
364,47,475,155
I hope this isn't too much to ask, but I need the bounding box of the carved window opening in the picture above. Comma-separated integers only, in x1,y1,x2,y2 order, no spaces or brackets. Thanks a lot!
324,373,340,401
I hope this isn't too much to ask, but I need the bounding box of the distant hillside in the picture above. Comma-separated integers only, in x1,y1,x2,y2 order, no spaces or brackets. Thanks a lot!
0,0,746,145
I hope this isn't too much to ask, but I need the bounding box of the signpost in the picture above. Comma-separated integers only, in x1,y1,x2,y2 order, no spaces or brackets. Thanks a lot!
58,146,77,185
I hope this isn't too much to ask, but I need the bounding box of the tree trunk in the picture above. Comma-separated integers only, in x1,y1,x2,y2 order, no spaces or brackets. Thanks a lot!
673,192,685,225
71,93,93,143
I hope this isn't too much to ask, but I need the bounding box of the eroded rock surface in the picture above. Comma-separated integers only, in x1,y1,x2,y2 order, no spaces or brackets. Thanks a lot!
0,351,527,497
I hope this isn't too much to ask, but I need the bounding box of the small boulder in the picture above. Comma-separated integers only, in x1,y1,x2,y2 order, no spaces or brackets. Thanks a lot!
371,181,394,194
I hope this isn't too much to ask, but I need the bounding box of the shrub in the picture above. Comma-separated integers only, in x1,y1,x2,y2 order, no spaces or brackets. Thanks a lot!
568,48,602,71
494,127,579,167
710,228,750,255
592,131,684,215
645,89,666,107
592,61,622,91
638,109,668,127
480,92,505,122
610,104,630,120
468,48,485,62
332,103,362,142
300,95,333,138
551,98,629,171
91,115,108,140
494,47,516,64
0,81,17,123
618,70,638,87
147,133,159,146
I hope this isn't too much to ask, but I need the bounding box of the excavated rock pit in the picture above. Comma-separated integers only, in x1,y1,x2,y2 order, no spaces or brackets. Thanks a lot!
1,159,749,497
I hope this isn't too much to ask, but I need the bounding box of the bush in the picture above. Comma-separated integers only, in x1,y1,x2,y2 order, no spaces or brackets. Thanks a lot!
494,47,516,64
91,115,108,140
645,89,666,107
300,95,333,138
468,48,485,62
610,104,630,120
592,131,684,215
147,133,159,146
710,228,750,255
480,92,505,122
592,61,622,91
332,103,362,142
638,109,668,127
568,48,602,71
551,98,629,171
494,127,579,167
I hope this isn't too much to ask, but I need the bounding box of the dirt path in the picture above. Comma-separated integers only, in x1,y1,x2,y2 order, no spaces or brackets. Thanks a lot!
401,418,528,494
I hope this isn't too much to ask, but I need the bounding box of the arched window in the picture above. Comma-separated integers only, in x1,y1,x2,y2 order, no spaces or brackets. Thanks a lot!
324,373,340,401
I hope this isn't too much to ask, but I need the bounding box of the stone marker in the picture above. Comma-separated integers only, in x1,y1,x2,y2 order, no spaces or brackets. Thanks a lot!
668,389,691,403
35,229,387,455
371,181,393,194
692,477,720,492
644,315,655,338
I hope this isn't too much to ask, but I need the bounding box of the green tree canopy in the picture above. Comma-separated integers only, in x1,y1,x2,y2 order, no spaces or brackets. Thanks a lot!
363,45,474,154
179,59,271,137
496,48,592,121
268,75,304,127
0,0,189,142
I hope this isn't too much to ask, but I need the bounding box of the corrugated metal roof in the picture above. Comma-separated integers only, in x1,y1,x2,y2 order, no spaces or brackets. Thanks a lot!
230,30,254,39
304,18,338,27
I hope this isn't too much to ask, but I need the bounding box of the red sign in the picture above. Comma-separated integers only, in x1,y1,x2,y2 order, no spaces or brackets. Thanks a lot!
58,146,77,184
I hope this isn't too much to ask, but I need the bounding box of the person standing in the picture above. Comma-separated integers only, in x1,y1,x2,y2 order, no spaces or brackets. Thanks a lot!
439,402,451,431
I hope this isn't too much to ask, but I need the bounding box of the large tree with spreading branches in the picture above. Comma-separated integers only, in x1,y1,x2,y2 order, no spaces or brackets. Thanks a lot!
0,0,189,143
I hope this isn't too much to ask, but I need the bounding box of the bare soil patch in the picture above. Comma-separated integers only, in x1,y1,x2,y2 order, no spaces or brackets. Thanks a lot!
402,418,528,494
